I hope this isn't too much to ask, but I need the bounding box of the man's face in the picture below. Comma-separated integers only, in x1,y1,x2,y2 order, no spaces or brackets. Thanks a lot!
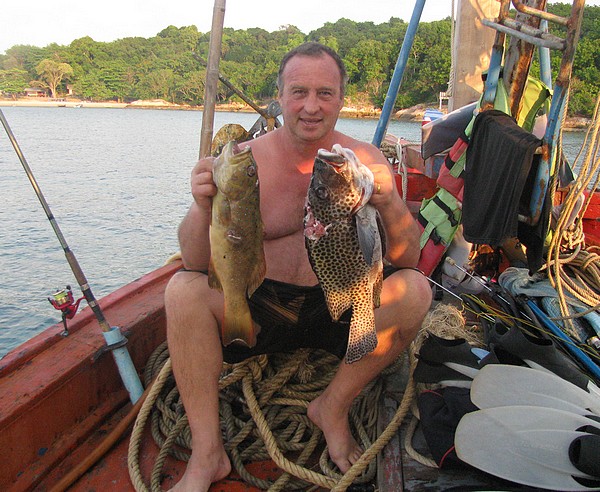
278,53,344,144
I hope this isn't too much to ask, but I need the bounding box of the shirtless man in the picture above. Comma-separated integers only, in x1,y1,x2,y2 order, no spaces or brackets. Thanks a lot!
165,42,432,491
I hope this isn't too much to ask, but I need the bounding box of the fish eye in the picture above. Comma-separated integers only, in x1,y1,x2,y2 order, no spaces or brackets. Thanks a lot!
316,186,328,200
246,165,256,177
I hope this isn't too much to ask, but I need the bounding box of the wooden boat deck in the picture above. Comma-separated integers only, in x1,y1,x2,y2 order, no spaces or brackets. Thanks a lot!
5,233,597,491
34,369,514,492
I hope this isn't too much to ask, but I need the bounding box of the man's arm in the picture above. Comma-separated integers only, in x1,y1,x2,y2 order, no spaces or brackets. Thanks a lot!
178,157,217,270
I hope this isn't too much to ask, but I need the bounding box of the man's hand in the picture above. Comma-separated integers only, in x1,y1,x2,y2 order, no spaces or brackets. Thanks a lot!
191,157,218,210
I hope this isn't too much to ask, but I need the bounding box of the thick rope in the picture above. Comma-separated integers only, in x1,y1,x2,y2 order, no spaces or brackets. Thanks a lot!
396,143,409,204
128,304,476,490
128,345,408,491
128,357,173,492
545,92,600,338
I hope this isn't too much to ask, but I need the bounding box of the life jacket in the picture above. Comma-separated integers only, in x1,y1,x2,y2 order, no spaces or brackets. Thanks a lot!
416,74,552,277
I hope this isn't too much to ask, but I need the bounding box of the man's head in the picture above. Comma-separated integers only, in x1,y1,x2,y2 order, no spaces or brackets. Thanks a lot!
277,42,347,98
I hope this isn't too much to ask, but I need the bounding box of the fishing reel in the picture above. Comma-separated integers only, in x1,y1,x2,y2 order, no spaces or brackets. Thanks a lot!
48,285,84,335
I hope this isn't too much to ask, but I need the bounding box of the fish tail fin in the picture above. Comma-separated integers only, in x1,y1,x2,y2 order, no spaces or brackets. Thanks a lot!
345,305,378,364
221,294,257,348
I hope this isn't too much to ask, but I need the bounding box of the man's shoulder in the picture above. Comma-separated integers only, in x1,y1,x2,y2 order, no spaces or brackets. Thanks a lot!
334,131,374,149
334,132,385,164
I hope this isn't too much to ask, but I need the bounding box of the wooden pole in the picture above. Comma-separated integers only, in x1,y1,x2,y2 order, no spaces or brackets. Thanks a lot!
199,0,226,159
449,0,500,111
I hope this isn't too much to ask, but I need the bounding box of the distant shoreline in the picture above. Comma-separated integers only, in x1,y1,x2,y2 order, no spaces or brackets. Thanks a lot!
0,97,382,116
0,97,590,129
0,97,409,120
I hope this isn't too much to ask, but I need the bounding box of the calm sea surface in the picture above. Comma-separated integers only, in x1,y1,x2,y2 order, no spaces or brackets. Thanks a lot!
0,106,587,358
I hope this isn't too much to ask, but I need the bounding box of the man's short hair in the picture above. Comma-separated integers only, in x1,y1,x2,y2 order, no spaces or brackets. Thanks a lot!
277,42,347,97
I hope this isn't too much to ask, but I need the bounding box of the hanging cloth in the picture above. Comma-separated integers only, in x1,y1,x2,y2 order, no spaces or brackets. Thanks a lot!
463,109,542,248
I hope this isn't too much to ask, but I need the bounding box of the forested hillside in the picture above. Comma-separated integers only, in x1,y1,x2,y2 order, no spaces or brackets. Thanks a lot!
1,3,598,116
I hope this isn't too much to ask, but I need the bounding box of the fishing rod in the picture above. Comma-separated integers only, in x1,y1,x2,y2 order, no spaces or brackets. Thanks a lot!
0,108,144,404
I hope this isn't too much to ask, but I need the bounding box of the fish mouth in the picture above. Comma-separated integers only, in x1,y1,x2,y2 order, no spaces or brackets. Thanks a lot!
228,141,252,161
231,142,245,155
316,149,346,172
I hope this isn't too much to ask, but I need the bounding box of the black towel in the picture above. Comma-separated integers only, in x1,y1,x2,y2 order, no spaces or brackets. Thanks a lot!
463,109,543,247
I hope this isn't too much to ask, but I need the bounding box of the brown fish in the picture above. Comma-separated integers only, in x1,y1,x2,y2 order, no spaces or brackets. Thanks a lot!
304,144,384,363
208,141,265,347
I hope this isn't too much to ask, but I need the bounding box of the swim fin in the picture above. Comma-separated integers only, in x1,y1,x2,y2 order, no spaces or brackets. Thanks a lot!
470,364,600,416
414,332,485,382
485,320,593,389
412,357,473,388
455,405,600,491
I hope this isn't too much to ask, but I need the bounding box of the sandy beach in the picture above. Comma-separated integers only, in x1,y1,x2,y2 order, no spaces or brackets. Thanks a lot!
0,97,590,128
0,97,388,118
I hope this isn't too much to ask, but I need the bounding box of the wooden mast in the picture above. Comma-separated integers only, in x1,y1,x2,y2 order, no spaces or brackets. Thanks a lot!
199,0,226,159
449,0,500,111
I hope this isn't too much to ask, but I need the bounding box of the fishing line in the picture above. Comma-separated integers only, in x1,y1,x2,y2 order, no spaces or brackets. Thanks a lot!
0,108,143,403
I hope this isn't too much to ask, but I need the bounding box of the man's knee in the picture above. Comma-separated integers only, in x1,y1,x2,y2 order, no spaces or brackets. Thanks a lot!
407,269,433,311
384,268,432,310
165,270,209,314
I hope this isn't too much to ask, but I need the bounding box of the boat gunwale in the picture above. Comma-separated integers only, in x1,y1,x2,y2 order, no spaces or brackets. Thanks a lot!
0,261,181,375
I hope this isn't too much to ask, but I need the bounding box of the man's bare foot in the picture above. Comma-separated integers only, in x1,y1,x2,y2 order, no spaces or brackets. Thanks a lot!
307,394,363,473
169,448,231,492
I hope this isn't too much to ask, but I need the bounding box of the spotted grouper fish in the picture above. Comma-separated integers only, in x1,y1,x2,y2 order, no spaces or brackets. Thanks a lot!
304,144,384,363
208,141,266,347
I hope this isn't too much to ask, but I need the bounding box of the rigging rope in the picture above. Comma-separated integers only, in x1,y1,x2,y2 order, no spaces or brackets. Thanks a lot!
545,92,600,338
446,0,456,98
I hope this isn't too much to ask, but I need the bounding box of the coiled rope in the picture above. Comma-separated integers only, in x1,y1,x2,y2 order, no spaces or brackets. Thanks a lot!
128,344,412,491
545,92,600,338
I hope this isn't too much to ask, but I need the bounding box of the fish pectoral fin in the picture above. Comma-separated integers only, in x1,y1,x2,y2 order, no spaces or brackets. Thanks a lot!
324,289,353,322
345,307,378,364
246,256,266,297
356,206,382,266
372,269,384,308
207,259,223,291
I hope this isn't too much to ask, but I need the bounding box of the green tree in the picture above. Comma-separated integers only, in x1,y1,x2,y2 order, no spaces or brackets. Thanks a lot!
0,68,29,99
1,5,598,116
35,59,74,98
345,39,389,105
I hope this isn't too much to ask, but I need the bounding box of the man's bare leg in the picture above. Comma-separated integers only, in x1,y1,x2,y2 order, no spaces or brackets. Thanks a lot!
165,271,231,492
307,269,432,473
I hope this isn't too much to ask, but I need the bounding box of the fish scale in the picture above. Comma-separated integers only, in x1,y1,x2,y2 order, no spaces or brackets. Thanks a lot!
304,145,384,363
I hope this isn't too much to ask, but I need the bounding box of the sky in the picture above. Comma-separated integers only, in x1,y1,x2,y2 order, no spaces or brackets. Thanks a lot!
3,0,599,55
1,0,455,54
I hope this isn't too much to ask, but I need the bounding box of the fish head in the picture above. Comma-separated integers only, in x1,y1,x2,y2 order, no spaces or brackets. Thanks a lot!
212,141,258,199
307,147,372,219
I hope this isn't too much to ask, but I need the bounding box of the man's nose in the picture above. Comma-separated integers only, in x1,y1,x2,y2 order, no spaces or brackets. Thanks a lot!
304,92,320,113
